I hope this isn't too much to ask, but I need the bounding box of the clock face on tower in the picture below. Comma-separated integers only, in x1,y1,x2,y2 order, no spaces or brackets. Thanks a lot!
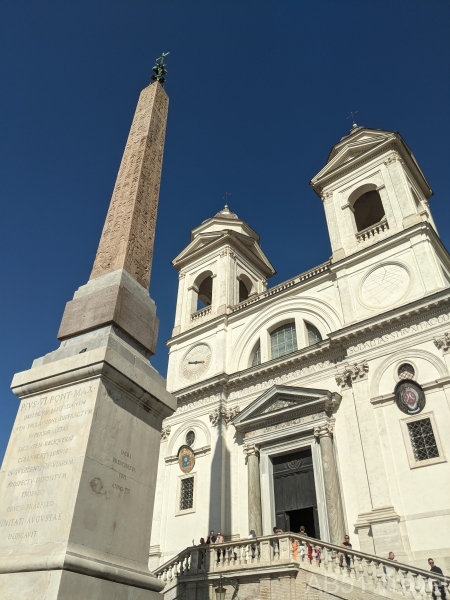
181,344,212,382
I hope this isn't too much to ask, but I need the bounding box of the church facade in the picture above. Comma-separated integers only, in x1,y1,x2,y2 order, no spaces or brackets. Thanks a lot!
149,125,450,572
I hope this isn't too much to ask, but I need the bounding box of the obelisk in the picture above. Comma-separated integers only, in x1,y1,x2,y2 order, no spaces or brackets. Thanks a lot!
0,57,175,600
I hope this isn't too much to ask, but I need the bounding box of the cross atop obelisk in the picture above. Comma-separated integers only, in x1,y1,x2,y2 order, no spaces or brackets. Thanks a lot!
58,62,170,355
90,78,169,289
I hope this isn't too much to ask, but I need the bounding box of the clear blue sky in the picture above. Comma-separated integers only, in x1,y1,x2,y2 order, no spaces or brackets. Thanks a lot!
1,0,449,460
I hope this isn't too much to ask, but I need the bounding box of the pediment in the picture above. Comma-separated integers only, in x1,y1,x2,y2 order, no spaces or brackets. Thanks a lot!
310,129,398,188
172,230,275,276
233,385,341,431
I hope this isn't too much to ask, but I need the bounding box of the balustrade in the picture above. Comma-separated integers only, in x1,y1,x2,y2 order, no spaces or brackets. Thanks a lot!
154,533,448,599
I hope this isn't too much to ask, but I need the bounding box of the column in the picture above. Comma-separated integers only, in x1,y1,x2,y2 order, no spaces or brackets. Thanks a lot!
314,425,345,545
244,444,262,536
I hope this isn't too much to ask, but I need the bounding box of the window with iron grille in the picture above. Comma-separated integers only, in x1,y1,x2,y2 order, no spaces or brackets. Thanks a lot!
179,477,194,510
252,344,261,367
270,323,298,359
407,418,439,462
398,363,415,380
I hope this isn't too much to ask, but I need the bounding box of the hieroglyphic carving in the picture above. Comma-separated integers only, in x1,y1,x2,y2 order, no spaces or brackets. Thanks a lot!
90,82,169,289
335,361,368,390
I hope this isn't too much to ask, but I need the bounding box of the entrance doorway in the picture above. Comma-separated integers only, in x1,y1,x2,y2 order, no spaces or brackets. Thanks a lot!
273,448,320,539
286,507,318,538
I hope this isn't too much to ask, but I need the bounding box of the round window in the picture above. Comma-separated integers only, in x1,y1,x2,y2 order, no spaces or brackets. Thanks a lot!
398,363,415,380
185,430,195,447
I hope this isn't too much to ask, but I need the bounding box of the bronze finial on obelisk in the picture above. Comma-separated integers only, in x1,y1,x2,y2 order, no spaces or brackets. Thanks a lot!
58,56,170,354
91,55,170,289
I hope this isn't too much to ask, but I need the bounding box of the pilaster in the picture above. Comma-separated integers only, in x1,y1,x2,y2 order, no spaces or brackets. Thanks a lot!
335,361,405,556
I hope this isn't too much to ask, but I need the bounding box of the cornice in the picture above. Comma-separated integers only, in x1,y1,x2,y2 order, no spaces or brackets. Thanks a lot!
166,262,331,346
171,288,450,405
329,221,446,271
329,287,450,346
370,376,450,408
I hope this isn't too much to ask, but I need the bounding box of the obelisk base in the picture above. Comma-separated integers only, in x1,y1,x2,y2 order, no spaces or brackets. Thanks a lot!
0,570,163,600
0,326,175,600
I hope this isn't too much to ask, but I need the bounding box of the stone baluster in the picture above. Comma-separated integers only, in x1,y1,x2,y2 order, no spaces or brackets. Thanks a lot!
260,539,271,563
424,577,433,598
330,550,338,574
374,561,383,591
243,444,263,536
313,424,346,545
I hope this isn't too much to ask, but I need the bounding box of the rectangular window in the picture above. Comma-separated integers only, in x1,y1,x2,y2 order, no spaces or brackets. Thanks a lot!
407,418,439,462
179,476,194,511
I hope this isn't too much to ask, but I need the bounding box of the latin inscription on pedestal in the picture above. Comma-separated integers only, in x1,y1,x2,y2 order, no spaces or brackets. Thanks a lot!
0,382,97,546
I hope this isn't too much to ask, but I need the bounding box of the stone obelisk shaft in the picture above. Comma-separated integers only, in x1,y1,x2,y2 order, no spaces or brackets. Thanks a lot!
91,82,168,290
58,81,168,354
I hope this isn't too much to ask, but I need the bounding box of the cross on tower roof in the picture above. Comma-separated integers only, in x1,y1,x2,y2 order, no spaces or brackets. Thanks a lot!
347,110,358,127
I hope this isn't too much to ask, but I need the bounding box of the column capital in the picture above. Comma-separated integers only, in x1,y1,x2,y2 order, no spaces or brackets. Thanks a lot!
243,443,260,457
160,425,171,442
434,332,450,354
209,406,240,427
314,424,333,440
335,361,369,389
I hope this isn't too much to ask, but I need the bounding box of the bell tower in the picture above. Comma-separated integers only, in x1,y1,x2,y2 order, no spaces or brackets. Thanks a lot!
310,125,450,324
171,205,275,337
310,125,437,261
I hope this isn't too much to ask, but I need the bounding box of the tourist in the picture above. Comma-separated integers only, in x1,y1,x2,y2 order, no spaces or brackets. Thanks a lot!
299,525,307,536
198,537,205,545
215,532,224,563
383,551,396,576
315,545,322,566
291,537,298,559
307,542,313,564
428,558,446,600
274,527,283,538
339,535,352,572
206,530,217,544
299,540,306,561
272,526,282,554
247,530,260,558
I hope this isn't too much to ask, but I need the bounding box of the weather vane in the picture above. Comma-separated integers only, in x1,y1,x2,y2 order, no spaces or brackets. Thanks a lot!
151,52,170,86
223,192,231,208
347,111,358,127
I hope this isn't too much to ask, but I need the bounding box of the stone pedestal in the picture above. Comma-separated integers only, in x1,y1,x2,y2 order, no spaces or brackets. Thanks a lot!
244,445,262,536
0,327,175,599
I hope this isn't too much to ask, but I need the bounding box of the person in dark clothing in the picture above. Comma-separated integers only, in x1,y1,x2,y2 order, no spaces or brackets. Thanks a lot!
206,530,217,544
428,559,446,600
339,535,352,572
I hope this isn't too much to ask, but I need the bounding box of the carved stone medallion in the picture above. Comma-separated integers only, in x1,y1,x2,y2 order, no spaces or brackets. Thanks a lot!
360,263,410,308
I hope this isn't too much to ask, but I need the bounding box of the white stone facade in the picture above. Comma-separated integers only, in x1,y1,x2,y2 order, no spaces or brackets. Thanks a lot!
150,127,450,572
